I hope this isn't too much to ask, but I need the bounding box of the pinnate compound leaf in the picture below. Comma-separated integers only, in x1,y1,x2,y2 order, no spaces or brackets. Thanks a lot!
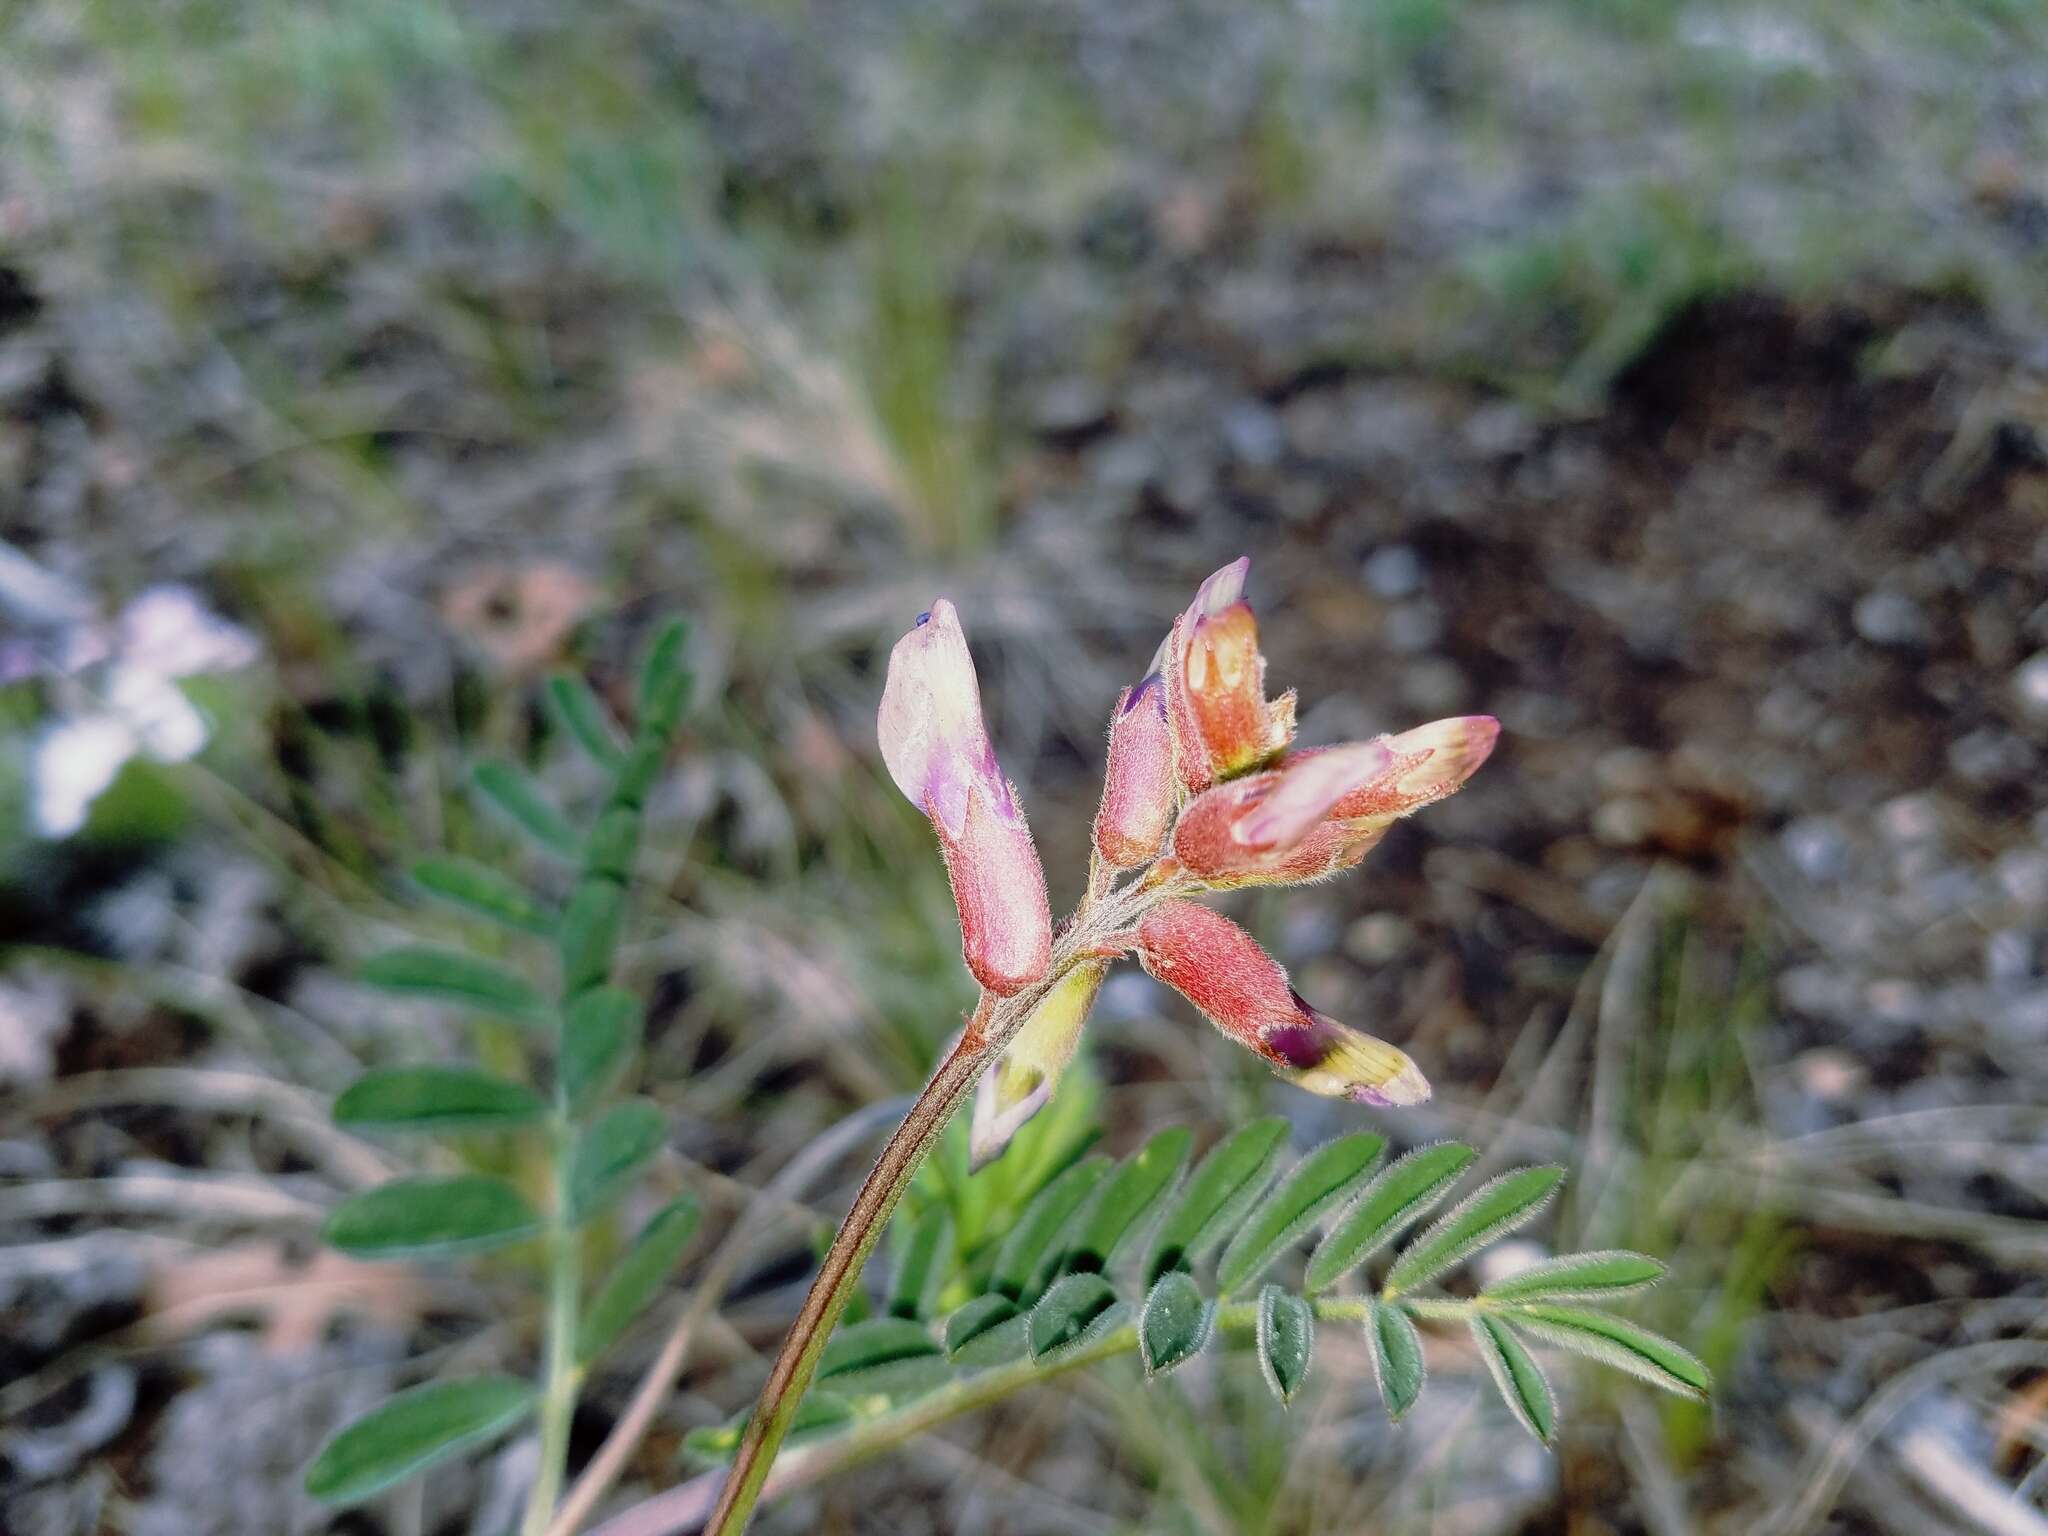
472,759,579,856
1304,1142,1475,1293
1471,1315,1556,1443
567,1099,666,1223
1480,1249,1665,1305
887,1206,955,1321
1144,1117,1288,1286
578,1195,701,1367
1217,1132,1384,1297
324,1176,541,1259
360,946,544,1021
304,1375,534,1505
1028,1273,1119,1360
1139,1270,1213,1378
1063,1126,1192,1277
1504,1304,1711,1400
561,986,642,1115
333,1068,543,1133
1256,1285,1315,1405
1384,1165,1564,1296
1369,1300,1425,1421
546,675,626,770
991,1156,1110,1304
943,1294,1019,1361
409,857,553,934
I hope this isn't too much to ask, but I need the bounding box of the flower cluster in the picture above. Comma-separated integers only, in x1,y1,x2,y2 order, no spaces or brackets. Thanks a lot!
878,559,1497,1168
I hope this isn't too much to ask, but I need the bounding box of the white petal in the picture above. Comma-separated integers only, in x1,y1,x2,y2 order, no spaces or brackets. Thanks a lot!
109,665,209,761
32,715,138,838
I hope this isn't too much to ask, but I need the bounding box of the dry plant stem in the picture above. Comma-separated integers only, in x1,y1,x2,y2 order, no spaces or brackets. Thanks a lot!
703,877,1178,1536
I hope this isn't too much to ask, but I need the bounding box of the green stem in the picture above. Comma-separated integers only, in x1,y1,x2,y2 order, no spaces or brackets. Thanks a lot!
524,1120,584,1536
595,1296,1440,1536
702,876,1192,1536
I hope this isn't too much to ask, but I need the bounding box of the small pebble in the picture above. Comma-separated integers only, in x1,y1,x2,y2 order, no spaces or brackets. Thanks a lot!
1793,1047,1867,1103
1362,544,1425,599
2011,651,2048,723
1853,589,1932,647
1345,912,1416,965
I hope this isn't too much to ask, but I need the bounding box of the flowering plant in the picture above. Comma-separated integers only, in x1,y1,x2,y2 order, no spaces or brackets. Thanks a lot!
295,580,1704,1536
696,562,1705,1534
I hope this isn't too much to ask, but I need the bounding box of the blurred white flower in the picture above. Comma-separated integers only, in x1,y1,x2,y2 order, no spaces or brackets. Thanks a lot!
16,580,262,839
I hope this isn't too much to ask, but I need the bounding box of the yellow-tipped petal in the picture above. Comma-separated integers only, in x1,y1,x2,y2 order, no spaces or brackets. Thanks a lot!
969,960,1107,1170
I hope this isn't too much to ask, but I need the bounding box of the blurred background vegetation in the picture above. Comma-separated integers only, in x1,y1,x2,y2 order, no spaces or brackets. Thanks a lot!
3,0,2047,1532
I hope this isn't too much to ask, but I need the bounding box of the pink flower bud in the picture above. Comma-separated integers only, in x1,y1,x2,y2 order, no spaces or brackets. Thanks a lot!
1135,900,1428,1106
1311,715,1501,826
1158,558,1296,793
1093,676,1174,869
1171,741,1396,883
879,600,1052,995
969,958,1107,1170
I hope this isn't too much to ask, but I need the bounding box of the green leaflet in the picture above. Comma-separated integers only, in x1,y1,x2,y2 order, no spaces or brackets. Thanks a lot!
886,1205,955,1321
546,674,627,770
1369,1300,1425,1421
567,1100,667,1223
472,759,579,857
817,1317,943,1381
1027,1273,1121,1360
409,857,553,934
943,1294,1020,1362
990,1156,1110,1304
1257,1286,1315,1405
1143,1117,1289,1287
1304,1142,1475,1293
558,879,627,998
1384,1166,1564,1296
1061,1126,1192,1277
1216,1132,1384,1298
1506,1305,1711,1400
1138,1270,1213,1378
1471,1315,1556,1443
1479,1249,1665,1304
560,986,642,1115
578,1195,701,1367
333,1067,544,1133
637,618,694,738
359,946,544,1022
325,1176,541,1259
304,1375,535,1505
